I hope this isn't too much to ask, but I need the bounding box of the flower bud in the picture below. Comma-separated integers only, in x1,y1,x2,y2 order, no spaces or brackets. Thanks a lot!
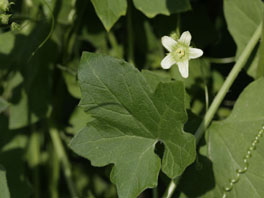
0,13,11,24
0,0,10,12
11,22,20,31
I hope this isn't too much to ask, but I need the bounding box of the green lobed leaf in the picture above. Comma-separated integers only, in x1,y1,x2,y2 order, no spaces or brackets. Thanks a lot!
205,78,264,197
70,52,196,198
141,70,172,92
63,69,81,99
142,70,191,109
90,0,127,31
133,0,191,18
224,0,263,56
0,165,10,198
224,0,264,78
256,14,264,79
67,107,93,135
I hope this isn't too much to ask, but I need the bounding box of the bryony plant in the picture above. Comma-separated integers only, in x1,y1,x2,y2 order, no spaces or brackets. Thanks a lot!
0,0,13,12
161,31,203,78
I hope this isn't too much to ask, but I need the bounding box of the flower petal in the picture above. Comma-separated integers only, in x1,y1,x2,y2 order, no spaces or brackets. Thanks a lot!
177,60,189,78
161,53,176,69
179,31,191,46
189,48,203,59
161,36,177,52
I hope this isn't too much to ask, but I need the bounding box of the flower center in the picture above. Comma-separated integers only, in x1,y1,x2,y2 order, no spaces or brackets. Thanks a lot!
171,44,188,62
176,48,185,58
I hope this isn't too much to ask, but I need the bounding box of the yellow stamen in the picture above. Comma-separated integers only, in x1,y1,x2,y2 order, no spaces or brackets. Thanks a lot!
176,48,185,58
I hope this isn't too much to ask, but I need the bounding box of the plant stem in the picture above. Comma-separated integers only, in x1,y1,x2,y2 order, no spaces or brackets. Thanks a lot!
108,31,119,50
195,23,262,143
28,0,55,61
49,142,60,198
162,180,176,198
162,176,181,198
49,128,78,198
153,187,158,198
200,59,209,112
108,31,123,58
127,0,134,65
206,56,235,64
176,14,181,36
162,23,262,198
29,131,40,198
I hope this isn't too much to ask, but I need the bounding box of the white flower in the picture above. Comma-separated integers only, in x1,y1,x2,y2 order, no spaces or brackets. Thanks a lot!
161,31,203,78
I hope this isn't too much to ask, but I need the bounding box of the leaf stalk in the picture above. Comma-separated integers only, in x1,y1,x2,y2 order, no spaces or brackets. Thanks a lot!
195,23,262,142
49,129,79,198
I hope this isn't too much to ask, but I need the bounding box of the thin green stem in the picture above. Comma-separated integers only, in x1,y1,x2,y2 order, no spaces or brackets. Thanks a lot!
162,176,181,198
28,0,55,62
108,31,119,50
127,0,134,65
162,180,176,198
108,31,123,58
204,83,209,112
200,59,209,112
49,147,59,198
39,0,55,49
57,64,77,76
195,23,262,143
29,131,40,198
152,187,158,198
163,23,262,198
64,0,86,62
49,129,78,198
206,56,236,64
176,14,181,36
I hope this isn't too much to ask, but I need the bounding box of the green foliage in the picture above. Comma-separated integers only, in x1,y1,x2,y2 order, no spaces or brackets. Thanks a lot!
224,0,264,78
90,0,191,31
70,53,196,197
0,165,10,198
224,0,263,56
205,78,264,197
0,97,8,113
0,0,10,12
256,20,264,79
0,32,14,55
67,107,93,134
133,0,191,18
90,0,127,31
62,68,81,99
1,0,264,197
0,116,31,198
